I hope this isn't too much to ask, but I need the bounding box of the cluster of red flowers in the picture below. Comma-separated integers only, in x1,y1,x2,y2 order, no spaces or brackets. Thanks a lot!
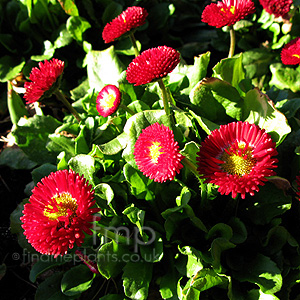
21,4,300,260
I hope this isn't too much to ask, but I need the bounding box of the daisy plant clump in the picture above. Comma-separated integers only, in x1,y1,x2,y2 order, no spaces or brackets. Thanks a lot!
134,122,184,183
21,169,100,257
281,37,300,65
24,58,81,122
197,121,278,199
102,6,148,56
258,0,293,18
201,0,255,57
126,46,180,124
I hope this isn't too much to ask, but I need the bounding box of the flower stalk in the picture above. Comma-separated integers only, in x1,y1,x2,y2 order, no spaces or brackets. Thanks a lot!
158,79,174,126
129,32,140,57
54,90,82,122
228,26,236,58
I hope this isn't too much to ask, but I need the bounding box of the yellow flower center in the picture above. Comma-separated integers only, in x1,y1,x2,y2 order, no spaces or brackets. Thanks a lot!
149,142,163,164
102,93,116,109
221,5,235,15
220,143,257,177
293,54,300,58
230,5,235,14
44,192,78,220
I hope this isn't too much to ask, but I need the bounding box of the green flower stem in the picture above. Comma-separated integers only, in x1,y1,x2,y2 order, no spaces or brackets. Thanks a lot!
54,90,82,123
96,226,133,245
228,26,236,58
158,79,174,126
119,103,135,115
182,157,201,180
129,33,140,57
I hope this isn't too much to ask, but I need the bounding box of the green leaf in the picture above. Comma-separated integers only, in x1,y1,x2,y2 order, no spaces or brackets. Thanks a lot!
122,261,153,300
213,54,246,95
195,77,243,120
180,142,200,167
246,182,292,225
29,256,72,283
12,115,62,164
270,63,300,93
68,154,96,186
47,133,76,160
182,268,228,297
75,125,90,154
233,254,282,294
123,203,148,241
84,46,125,90
210,238,236,272
179,51,211,95
66,16,91,42
97,132,129,155
242,88,291,145
0,56,25,82
31,163,57,185
61,265,95,296
123,163,155,201
35,272,74,300
57,0,79,16
94,183,114,204
97,240,129,279
228,217,247,244
242,48,275,79
0,147,37,170
206,223,233,240
178,246,204,278
278,97,300,118
7,82,28,124
189,110,220,135
140,233,164,263
31,40,55,61
159,272,178,299
127,100,151,114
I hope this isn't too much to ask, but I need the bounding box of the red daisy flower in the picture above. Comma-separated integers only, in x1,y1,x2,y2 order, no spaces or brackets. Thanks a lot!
259,0,292,18
201,0,255,28
24,58,65,104
134,123,184,183
96,85,121,117
197,122,278,199
281,37,300,65
126,46,180,86
21,169,100,257
102,6,148,43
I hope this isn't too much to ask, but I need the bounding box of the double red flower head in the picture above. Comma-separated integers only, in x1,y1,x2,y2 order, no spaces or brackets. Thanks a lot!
24,58,65,104
126,46,180,86
197,122,278,199
201,0,255,28
102,6,148,43
21,170,100,257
